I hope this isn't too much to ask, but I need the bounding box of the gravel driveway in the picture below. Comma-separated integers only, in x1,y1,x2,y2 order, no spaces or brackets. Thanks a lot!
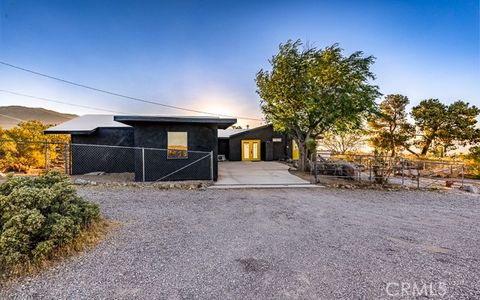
1,187,479,299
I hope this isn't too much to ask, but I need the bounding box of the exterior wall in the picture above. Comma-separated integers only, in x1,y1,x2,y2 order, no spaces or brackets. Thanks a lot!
131,122,218,181
218,138,229,159
228,125,292,161
70,127,135,175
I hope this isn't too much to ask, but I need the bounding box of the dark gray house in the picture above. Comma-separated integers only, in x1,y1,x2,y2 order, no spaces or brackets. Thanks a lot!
45,115,236,181
113,115,235,181
218,124,296,161
44,115,135,175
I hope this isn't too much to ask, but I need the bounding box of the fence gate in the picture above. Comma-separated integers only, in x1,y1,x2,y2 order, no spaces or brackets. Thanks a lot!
142,148,213,182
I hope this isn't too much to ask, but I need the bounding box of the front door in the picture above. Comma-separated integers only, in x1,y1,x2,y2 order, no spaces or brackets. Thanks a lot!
292,140,300,160
241,140,261,161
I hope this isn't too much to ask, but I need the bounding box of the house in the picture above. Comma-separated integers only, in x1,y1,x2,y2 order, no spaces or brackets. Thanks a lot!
45,114,236,181
44,115,135,175
113,115,235,181
218,124,299,161
45,115,299,181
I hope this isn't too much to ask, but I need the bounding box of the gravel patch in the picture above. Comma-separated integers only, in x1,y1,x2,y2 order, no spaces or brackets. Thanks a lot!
1,187,479,299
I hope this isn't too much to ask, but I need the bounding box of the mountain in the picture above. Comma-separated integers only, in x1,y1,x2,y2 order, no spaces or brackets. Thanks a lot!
0,106,77,129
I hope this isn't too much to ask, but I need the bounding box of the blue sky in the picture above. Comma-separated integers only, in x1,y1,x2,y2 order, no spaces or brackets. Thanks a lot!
0,0,478,127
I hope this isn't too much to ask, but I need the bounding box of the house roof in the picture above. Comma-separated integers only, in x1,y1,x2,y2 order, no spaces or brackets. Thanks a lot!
114,115,237,129
218,124,275,139
227,124,273,138
44,114,131,135
45,114,238,135
218,128,249,138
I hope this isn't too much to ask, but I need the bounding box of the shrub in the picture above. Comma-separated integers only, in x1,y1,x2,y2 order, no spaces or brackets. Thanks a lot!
0,171,100,275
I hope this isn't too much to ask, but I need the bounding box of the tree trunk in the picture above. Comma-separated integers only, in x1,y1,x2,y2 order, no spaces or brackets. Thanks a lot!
297,140,308,172
405,147,420,157
420,138,433,156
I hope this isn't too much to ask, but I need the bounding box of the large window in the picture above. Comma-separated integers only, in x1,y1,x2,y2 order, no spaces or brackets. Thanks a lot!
167,132,188,159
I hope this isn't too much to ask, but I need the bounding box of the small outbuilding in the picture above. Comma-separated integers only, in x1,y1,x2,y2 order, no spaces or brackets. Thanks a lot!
218,124,299,162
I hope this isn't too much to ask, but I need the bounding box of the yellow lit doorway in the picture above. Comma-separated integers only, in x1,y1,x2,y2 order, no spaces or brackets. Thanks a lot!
292,140,300,160
241,140,261,161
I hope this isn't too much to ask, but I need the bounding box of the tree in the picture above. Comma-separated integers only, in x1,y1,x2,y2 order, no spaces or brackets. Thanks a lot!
411,99,480,156
368,94,415,157
320,127,366,154
0,120,69,172
256,40,380,171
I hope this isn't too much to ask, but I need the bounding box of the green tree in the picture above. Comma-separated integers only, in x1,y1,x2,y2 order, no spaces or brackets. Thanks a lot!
0,120,68,172
411,99,479,156
368,94,415,157
320,126,366,155
256,40,380,171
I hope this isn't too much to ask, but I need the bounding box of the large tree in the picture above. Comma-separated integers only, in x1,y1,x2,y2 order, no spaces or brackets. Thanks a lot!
0,120,68,172
320,126,366,155
368,94,415,157
256,40,380,171
411,99,480,156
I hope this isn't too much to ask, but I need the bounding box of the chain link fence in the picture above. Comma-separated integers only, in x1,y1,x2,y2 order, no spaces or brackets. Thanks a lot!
0,139,69,175
311,153,467,189
0,139,214,182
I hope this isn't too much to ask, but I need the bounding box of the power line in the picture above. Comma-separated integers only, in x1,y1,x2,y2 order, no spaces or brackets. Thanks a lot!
0,61,263,122
0,89,129,115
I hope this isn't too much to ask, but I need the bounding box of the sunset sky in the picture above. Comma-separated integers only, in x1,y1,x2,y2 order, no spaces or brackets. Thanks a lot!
0,0,478,127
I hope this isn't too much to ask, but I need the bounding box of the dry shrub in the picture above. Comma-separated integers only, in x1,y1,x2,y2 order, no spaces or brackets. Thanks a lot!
0,171,113,281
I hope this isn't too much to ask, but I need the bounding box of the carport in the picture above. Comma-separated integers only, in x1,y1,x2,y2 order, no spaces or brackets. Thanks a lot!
212,161,313,188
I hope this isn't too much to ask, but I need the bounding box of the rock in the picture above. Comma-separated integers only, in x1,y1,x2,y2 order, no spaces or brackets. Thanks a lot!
460,185,479,194
409,169,419,177
90,181,98,186
84,171,105,176
74,178,89,185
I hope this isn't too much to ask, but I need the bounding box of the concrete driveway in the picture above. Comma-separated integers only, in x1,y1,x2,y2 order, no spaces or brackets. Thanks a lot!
214,161,311,187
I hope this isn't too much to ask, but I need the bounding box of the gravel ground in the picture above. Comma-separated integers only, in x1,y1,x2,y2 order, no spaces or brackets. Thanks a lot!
1,187,479,299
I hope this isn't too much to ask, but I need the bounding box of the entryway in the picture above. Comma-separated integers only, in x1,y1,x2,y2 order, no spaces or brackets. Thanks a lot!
241,140,261,161
212,161,314,188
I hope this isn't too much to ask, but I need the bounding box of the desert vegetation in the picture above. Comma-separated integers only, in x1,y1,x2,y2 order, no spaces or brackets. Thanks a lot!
0,171,108,281
256,40,480,178
0,120,68,173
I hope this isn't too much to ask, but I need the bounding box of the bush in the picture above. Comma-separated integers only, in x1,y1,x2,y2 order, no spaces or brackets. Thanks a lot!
0,171,100,275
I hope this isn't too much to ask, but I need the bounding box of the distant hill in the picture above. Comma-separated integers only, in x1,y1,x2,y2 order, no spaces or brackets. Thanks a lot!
0,106,77,129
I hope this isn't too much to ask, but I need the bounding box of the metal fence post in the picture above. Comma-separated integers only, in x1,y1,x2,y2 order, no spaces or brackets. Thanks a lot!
64,143,68,174
417,166,420,189
369,159,372,182
450,165,453,183
401,159,405,186
461,164,464,187
210,151,214,181
142,147,145,182
44,141,49,171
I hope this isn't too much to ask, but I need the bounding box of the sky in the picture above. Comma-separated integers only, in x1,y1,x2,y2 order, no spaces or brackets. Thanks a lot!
0,0,478,127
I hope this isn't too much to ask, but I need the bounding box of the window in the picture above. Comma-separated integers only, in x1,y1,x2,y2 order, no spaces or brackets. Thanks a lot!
167,132,188,159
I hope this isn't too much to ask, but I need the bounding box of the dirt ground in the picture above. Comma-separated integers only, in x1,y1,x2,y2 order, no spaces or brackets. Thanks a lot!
2,186,479,299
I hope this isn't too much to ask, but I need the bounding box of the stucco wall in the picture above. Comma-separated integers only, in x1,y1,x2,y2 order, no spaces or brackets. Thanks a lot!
131,122,218,181
218,138,229,159
70,127,135,174
228,125,292,161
